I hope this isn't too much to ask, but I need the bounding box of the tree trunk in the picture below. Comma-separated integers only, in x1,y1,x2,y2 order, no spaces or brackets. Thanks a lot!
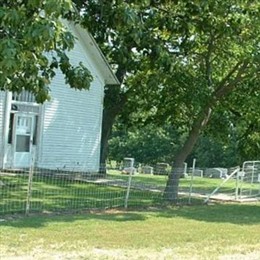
99,67,127,173
99,106,119,173
164,106,212,201
163,60,250,201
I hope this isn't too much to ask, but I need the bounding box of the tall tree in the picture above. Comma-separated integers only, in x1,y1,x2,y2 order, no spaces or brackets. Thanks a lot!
0,0,92,103
76,1,260,200
75,0,165,166
130,1,260,200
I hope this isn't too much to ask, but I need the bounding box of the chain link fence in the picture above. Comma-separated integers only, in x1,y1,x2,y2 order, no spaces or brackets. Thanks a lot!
1,162,260,216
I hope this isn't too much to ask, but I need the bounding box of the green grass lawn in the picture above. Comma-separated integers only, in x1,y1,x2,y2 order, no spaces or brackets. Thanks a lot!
0,172,166,215
1,170,259,215
0,203,260,259
0,173,127,215
109,170,259,194
109,169,226,189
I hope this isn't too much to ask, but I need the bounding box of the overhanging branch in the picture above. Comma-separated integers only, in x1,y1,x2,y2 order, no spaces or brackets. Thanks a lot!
214,60,250,100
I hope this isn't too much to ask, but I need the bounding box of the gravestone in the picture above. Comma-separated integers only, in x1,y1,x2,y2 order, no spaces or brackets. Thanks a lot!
142,166,153,174
122,158,136,175
155,163,169,175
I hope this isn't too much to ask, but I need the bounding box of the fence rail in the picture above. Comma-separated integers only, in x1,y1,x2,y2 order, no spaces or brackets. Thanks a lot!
0,163,260,216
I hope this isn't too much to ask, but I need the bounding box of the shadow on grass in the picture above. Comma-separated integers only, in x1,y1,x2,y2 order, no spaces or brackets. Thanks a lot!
154,203,260,225
1,203,259,229
0,211,147,228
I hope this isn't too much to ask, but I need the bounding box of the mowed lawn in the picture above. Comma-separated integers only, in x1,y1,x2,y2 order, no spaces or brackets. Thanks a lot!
1,170,259,215
0,203,260,260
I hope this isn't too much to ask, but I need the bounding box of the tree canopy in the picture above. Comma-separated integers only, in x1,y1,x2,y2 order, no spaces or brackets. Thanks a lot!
77,0,260,199
2,0,259,200
109,123,181,165
0,0,92,102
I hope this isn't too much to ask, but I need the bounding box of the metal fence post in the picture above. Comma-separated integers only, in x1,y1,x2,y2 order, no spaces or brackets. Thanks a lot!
188,158,196,204
235,167,240,200
25,140,35,215
124,169,133,209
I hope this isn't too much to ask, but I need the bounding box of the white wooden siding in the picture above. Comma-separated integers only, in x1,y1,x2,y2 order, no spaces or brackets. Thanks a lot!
37,31,104,172
0,25,115,172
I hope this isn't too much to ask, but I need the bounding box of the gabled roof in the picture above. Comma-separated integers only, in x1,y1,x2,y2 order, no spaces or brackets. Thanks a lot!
68,22,119,86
